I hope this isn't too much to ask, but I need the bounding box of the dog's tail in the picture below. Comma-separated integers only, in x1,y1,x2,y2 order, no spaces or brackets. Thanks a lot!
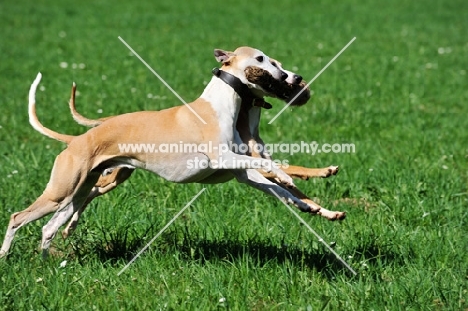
68,82,108,127
29,73,75,144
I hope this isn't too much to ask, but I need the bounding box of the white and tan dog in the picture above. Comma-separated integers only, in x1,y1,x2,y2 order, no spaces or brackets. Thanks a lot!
0,47,344,258
60,59,344,238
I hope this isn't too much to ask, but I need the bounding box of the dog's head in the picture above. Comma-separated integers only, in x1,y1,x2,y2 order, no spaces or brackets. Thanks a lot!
244,59,311,106
214,47,288,98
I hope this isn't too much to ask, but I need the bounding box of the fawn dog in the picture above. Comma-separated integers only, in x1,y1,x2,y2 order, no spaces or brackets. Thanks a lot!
0,47,344,258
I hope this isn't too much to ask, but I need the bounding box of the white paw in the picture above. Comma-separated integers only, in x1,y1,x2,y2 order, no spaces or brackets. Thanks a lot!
276,169,295,188
320,165,339,178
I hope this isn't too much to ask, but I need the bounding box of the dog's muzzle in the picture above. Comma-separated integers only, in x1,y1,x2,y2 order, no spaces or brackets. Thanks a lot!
244,66,310,106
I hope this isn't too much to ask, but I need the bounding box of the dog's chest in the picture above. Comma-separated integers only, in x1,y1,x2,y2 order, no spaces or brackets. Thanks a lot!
201,78,242,144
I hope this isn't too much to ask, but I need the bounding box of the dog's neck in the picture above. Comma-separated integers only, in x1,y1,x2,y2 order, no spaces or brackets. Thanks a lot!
200,69,271,144
211,68,272,110
200,68,272,145
213,68,273,112
199,74,244,144
211,68,259,105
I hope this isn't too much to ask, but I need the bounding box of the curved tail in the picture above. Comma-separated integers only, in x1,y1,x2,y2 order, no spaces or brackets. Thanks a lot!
68,82,108,127
29,73,75,144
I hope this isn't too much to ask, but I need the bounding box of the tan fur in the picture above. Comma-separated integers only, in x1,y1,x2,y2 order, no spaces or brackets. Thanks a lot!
61,55,343,238
1,47,345,258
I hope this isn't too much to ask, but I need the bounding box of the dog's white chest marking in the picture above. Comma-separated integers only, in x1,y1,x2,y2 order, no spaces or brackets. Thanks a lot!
201,77,242,146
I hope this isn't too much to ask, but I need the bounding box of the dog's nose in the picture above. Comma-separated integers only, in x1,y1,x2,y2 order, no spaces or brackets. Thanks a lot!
293,74,303,84
280,71,288,81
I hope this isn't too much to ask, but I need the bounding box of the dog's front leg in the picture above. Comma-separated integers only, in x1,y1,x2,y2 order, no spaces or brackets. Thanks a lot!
247,130,340,180
231,169,312,212
218,152,295,189
272,182,346,220
260,165,340,180
278,165,339,180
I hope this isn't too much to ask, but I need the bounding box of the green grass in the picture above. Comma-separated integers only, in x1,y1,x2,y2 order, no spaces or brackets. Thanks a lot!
1,0,467,309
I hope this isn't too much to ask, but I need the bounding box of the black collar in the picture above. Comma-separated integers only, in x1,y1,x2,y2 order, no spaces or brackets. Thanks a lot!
212,68,272,109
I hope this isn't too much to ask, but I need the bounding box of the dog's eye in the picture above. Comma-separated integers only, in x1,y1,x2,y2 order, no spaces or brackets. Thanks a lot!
256,56,264,62
270,61,278,68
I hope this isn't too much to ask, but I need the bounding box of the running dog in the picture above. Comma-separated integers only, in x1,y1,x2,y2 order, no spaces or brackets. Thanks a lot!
59,59,343,238
0,47,344,258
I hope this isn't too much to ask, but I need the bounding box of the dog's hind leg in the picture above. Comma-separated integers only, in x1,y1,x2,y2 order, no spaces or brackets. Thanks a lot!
0,150,98,257
41,170,101,257
0,195,61,257
61,167,134,239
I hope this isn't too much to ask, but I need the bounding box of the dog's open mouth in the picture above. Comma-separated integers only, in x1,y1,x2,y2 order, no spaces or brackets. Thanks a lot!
245,66,310,106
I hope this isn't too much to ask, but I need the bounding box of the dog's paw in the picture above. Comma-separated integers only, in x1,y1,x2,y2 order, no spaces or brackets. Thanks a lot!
61,228,71,240
277,170,295,189
319,210,346,221
319,165,339,178
301,198,321,213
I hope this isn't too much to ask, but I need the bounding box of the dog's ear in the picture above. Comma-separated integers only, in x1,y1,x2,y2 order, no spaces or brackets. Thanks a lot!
214,49,235,64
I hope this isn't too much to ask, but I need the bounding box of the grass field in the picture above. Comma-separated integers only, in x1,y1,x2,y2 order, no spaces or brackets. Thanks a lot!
1,0,467,309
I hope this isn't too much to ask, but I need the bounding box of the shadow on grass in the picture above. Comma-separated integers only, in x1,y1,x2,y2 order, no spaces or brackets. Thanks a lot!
179,238,353,278
76,224,409,278
71,224,155,264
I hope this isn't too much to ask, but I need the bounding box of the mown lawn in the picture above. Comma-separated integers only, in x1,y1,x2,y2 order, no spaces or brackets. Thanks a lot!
0,0,467,309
